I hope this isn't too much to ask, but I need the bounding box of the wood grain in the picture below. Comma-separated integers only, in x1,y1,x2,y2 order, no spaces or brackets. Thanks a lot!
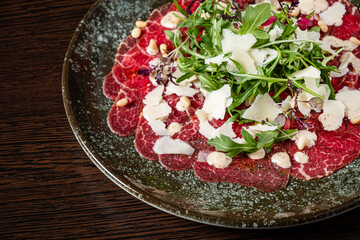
0,0,359,239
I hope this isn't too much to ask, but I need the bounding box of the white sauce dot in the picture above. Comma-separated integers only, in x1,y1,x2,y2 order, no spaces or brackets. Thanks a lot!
294,152,309,164
271,152,291,169
247,148,266,160
207,152,232,169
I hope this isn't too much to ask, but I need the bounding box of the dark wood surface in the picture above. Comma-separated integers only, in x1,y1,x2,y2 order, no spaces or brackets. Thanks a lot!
0,0,359,239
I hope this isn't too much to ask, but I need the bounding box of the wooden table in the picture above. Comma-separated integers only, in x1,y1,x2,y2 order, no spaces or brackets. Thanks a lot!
1,0,359,239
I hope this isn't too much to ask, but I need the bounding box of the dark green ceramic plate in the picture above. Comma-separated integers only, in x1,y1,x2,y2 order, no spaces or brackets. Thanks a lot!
62,0,360,228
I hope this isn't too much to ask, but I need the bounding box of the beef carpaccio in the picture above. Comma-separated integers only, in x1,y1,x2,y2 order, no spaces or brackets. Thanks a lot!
103,0,360,192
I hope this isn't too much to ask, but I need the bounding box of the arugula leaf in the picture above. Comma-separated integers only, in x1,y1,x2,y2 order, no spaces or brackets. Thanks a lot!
274,129,298,142
228,81,261,110
164,30,175,43
241,129,256,145
228,58,244,73
239,3,271,39
256,130,280,148
207,134,258,158
321,70,335,99
207,128,298,157
173,0,186,16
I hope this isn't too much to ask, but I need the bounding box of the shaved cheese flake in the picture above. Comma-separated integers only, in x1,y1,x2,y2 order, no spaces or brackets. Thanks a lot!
320,41,337,55
212,122,236,139
318,100,345,131
339,52,353,70
317,84,331,104
242,93,282,122
225,97,233,107
249,49,267,67
205,54,226,65
222,29,257,53
292,66,321,79
338,52,360,75
336,87,360,121
229,49,257,74
165,82,199,97
330,68,349,78
192,80,202,89
269,25,284,42
322,36,358,52
297,91,312,117
202,84,232,120
148,119,170,136
295,77,330,116
263,48,278,65
319,2,346,26
247,124,278,133
282,95,293,110
298,0,329,14
143,85,164,106
153,136,195,155
195,110,236,139
143,102,172,121
199,120,216,139
196,110,216,139
295,28,320,42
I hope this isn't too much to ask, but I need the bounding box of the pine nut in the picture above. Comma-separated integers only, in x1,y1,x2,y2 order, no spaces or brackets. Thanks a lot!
318,20,328,33
349,37,360,46
289,7,300,17
146,39,159,55
176,96,191,111
351,116,360,124
116,98,128,107
167,122,182,135
159,44,168,56
131,27,141,38
180,96,191,108
297,136,307,151
136,20,147,28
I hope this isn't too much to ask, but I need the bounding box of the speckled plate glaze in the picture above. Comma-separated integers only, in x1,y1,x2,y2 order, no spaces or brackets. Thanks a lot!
62,0,360,228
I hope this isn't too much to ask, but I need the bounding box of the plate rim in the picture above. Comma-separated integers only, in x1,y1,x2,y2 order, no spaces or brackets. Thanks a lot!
62,0,360,229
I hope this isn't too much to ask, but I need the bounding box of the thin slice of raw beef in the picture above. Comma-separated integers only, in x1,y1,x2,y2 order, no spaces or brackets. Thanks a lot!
285,122,360,180
135,116,160,161
159,150,199,170
107,89,147,136
104,2,172,97
193,144,291,192
103,72,121,100
136,94,199,168
173,119,209,149
111,3,173,91
331,74,360,92
105,0,206,135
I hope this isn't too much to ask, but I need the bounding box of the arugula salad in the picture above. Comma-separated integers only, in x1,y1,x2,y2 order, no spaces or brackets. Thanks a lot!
162,0,340,158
